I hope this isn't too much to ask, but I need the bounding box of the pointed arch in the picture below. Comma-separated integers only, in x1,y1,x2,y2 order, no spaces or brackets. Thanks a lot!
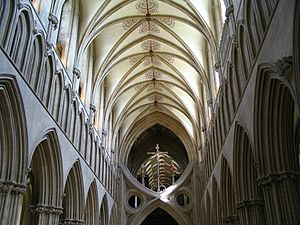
254,60,300,223
25,33,45,91
233,123,266,224
99,194,109,225
0,75,28,183
49,70,64,121
254,60,299,176
85,180,99,225
233,123,259,202
8,8,33,72
60,160,85,224
28,129,63,224
129,200,191,225
56,0,79,73
0,76,28,225
212,176,221,225
40,54,56,105
220,156,237,223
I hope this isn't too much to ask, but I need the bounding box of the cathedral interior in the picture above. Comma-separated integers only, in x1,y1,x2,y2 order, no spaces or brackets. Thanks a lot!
0,0,300,225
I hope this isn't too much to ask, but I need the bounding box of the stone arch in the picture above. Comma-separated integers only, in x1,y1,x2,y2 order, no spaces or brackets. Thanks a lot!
68,100,79,142
244,0,262,57
25,129,63,225
99,194,109,225
212,176,221,225
60,160,84,224
56,0,79,73
40,54,56,105
85,180,99,225
254,60,299,176
59,86,72,132
8,8,33,72
49,70,64,121
109,204,117,225
120,111,196,165
0,76,28,225
0,1,17,48
237,22,252,78
233,123,266,224
129,200,191,225
25,33,45,91
220,156,237,224
254,60,300,224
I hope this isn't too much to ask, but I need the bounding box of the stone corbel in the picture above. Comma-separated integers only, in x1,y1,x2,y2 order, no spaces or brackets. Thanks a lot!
48,13,59,30
275,56,292,78
225,4,234,21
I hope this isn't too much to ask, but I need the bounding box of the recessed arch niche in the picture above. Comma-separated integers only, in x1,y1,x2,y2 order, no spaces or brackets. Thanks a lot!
127,124,188,191
141,207,179,225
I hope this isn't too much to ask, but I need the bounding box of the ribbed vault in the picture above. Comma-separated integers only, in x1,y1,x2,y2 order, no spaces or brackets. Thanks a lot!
75,0,224,158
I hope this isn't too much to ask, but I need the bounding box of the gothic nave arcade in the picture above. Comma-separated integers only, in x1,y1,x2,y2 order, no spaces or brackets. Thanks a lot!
0,0,300,225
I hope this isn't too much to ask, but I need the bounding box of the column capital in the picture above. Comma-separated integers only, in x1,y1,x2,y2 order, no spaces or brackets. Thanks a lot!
48,13,59,30
0,181,26,195
73,68,81,79
258,171,300,187
30,204,63,215
235,199,264,209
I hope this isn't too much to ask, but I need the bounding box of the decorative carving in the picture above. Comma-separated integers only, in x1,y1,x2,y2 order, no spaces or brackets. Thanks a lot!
129,55,144,65
61,219,85,225
165,83,174,89
135,83,147,91
258,171,300,187
147,83,162,91
235,199,264,209
148,94,163,101
90,104,96,113
0,181,27,195
139,21,160,34
73,67,81,79
145,69,162,79
207,99,213,107
141,39,160,51
157,17,175,28
30,204,63,215
225,4,234,20
143,56,161,66
275,56,292,78
214,61,221,72
221,215,237,223
160,54,174,63
123,18,140,30
48,13,59,30
136,0,159,14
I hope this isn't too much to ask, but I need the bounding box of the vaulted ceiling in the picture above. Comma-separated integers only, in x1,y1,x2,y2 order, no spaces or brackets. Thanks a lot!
76,0,224,160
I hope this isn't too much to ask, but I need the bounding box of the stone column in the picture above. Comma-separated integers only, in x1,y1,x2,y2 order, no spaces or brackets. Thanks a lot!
30,204,63,225
0,181,26,225
236,199,266,225
258,172,300,225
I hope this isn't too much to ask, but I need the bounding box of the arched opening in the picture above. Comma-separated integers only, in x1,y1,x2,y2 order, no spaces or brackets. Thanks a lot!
141,208,179,225
127,124,188,192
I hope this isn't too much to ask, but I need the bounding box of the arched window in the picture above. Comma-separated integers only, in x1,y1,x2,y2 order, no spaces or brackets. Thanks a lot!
56,0,79,73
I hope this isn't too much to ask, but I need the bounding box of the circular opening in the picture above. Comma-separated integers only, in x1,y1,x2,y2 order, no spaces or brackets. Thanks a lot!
128,195,141,209
176,193,190,207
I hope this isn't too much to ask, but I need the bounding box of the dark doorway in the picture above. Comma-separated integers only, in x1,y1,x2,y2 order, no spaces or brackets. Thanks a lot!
141,208,179,225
